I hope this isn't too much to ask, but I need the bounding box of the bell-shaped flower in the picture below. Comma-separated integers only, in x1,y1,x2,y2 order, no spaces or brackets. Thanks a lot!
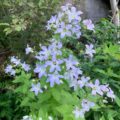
46,71,63,87
30,83,43,95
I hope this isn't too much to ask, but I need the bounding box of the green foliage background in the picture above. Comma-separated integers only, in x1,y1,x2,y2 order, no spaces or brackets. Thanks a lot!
0,0,61,53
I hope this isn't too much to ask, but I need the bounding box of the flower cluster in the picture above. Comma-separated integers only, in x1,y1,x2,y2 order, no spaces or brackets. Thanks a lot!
46,4,94,39
73,99,95,118
5,40,115,119
32,40,84,94
88,80,115,99
5,56,31,76
46,4,83,39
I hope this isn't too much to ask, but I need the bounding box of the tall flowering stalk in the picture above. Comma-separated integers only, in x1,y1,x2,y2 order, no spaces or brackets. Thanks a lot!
4,4,116,120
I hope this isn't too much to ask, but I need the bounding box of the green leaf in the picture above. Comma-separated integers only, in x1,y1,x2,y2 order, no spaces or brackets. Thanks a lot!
0,23,9,26
15,25,22,31
115,96,120,107
21,97,30,106
4,28,12,35
13,72,31,84
56,104,73,118
100,116,105,120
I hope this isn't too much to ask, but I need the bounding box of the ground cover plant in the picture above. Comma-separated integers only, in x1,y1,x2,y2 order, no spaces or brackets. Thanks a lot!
3,4,120,120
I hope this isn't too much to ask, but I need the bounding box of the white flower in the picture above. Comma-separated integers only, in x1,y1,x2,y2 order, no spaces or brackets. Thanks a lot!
85,44,96,58
25,44,33,55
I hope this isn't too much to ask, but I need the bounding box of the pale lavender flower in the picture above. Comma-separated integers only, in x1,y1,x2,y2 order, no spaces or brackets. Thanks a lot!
83,19,94,30
71,25,80,33
76,31,82,38
22,115,32,120
107,88,115,99
48,15,57,24
67,67,82,81
58,12,64,19
56,22,72,38
81,99,95,112
100,84,109,92
88,79,103,96
49,41,62,57
72,67,83,79
73,100,95,118
69,79,78,90
85,44,96,58
73,107,85,118
78,76,90,88
34,64,47,78
5,65,16,76
61,4,70,11
65,55,79,70
45,58,63,72
10,69,16,76
30,83,43,95
71,23,81,38
21,62,31,72
46,23,51,30
36,46,51,61
46,5,83,39
25,44,33,55
50,41,62,49
46,71,63,87
10,56,21,66
67,7,83,22
46,15,58,30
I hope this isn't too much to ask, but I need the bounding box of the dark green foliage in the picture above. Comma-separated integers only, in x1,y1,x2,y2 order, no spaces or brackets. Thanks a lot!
82,19,120,44
0,1,62,119
0,0,62,54
0,74,29,120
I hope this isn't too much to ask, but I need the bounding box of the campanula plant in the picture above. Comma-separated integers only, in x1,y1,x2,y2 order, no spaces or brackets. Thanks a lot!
5,40,115,120
5,4,116,120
